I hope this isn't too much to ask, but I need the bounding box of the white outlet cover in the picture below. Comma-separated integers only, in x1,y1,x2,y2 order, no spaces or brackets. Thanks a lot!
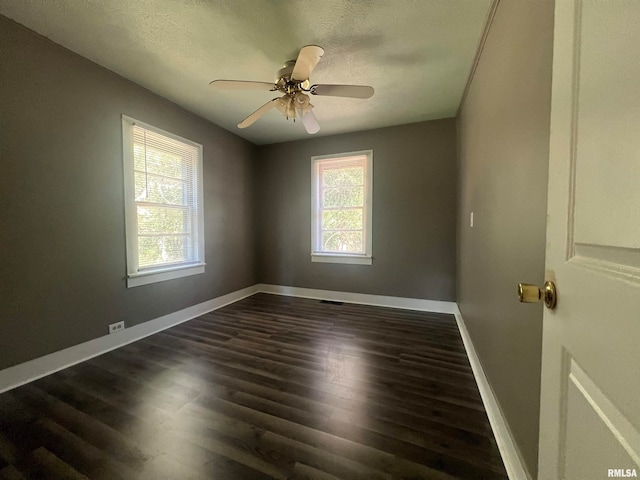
109,321,125,334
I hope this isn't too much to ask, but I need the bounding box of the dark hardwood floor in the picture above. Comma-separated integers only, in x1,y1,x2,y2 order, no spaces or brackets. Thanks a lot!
0,293,507,479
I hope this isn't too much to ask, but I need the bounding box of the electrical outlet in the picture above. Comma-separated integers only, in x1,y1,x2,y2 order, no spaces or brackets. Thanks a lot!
109,321,125,334
470,211,474,228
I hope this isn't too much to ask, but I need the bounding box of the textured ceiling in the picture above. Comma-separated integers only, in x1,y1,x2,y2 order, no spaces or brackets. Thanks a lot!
0,0,491,145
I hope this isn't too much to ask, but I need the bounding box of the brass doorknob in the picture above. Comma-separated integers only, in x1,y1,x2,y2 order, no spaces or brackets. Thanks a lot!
518,281,557,309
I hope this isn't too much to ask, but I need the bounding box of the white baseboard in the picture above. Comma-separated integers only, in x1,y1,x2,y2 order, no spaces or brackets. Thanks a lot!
453,306,531,480
0,284,259,394
259,284,525,478
0,281,528,480
257,284,458,314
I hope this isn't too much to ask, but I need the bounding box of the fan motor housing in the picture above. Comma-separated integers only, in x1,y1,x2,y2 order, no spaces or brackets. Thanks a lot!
276,61,310,92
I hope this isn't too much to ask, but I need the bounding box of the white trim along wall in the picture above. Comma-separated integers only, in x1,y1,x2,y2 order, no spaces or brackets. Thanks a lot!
258,284,457,314
0,285,259,395
0,283,526,479
453,305,531,480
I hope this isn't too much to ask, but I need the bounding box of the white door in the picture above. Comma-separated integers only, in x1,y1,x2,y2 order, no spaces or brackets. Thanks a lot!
538,1,640,479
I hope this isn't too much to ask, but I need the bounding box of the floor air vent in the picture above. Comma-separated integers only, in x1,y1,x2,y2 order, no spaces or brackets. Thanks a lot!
320,300,343,305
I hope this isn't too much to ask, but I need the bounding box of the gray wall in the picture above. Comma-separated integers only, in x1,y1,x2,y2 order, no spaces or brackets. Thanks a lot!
256,119,457,301
0,17,257,370
456,0,554,476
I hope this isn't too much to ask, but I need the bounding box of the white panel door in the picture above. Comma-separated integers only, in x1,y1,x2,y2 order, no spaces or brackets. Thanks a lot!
538,1,640,479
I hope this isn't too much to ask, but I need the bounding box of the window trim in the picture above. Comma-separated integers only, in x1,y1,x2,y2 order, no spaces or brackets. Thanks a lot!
122,115,205,288
311,150,373,265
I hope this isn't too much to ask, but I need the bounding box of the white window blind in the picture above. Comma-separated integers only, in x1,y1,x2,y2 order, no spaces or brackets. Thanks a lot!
122,116,205,287
311,151,373,264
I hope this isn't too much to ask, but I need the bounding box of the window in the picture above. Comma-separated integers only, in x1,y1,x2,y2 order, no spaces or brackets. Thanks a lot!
122,116,205,287
311,150,373,265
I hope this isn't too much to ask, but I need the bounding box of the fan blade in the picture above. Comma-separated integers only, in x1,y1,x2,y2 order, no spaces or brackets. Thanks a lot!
299,109,320,134
210,80,275,91
310,84,374,99
291,45,324,81
238,98,279,128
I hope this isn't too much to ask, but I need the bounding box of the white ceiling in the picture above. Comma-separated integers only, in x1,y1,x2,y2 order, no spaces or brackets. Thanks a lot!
0,0,491,145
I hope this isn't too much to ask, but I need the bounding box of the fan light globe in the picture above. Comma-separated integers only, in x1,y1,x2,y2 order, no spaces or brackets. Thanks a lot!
295,92,310,107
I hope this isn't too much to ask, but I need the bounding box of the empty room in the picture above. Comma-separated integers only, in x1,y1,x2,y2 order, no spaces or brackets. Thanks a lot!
0,1,638,479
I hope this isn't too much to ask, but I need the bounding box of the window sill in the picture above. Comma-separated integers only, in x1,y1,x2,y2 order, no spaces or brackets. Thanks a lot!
127,263,205,288
311,253,372,265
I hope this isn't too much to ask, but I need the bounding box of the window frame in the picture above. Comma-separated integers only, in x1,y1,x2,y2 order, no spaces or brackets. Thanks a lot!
311,150,373,265
122,115,205,288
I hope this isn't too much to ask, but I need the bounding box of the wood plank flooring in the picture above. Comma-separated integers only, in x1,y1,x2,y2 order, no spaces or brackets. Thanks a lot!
0,293,508,479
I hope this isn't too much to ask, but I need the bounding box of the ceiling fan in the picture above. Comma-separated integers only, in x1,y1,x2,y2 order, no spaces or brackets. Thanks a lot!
209,45,374,135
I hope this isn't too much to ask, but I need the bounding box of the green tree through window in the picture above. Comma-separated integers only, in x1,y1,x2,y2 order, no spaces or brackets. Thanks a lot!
311,151,373,264
122,116,204,287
